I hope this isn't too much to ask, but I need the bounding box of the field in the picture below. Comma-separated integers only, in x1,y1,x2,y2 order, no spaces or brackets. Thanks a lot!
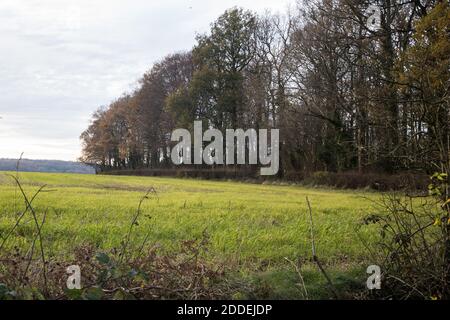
0,171,381,299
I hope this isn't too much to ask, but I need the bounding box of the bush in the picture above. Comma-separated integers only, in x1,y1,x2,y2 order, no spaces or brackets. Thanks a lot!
359,173,450,299
303,171,429,191
0,237,236,300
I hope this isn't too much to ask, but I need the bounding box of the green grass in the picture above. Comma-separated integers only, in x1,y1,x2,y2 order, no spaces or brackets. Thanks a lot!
0,171,380,298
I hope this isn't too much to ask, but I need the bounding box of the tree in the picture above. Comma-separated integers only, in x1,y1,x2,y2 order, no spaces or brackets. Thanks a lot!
80,2,448,180
397,1,450,172
191,7,257,129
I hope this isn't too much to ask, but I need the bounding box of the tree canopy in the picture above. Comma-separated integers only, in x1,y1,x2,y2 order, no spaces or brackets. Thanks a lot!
80,1,449,178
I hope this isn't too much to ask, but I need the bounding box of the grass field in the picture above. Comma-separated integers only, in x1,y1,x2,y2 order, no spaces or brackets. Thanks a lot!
0,171,381,299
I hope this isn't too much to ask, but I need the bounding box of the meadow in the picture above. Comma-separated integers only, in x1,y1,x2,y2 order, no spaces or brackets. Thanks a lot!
0,171,381,299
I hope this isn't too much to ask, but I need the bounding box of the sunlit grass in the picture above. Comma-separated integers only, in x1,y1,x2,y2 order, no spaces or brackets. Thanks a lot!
0,171,380,298
0,171,378,261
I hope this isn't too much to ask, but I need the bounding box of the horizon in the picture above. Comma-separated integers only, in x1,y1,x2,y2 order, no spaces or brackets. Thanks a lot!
0,157,82,162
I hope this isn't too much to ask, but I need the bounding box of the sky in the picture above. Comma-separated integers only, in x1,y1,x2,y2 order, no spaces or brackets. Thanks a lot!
0,0,294,161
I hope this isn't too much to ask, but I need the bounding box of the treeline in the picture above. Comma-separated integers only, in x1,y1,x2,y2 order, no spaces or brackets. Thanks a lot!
80,0,450,178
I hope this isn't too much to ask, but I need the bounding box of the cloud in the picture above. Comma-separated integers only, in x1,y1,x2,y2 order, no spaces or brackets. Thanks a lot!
0,0,293,161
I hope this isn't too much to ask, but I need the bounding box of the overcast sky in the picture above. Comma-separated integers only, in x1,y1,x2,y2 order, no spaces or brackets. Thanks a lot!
0,0,293,161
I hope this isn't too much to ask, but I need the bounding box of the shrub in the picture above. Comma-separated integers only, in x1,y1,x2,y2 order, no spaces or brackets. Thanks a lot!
304,171,428,191
359,173,450,299
0,238,236,300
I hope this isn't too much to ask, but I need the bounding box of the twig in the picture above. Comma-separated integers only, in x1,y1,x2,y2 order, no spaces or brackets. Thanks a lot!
14,153,24,216
22,209,48,280
306,196,340,299
9,175,49,295
119,188,157,263
387,275,426,299
135,231,152,260
0,185,47,251
307,197,316,257
285,257,309,299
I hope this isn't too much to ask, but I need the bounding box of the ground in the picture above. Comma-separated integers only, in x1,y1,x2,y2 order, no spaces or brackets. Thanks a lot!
0,171,380,299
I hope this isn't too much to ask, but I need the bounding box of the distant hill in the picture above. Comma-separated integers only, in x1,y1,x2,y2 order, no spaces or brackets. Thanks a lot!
0,159,96,174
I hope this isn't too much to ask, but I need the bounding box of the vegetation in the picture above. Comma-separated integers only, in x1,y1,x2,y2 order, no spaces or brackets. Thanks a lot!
361,3,450,299
0,171,383,299
80,1,449,178
362,174,449,300
1,0,449,301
